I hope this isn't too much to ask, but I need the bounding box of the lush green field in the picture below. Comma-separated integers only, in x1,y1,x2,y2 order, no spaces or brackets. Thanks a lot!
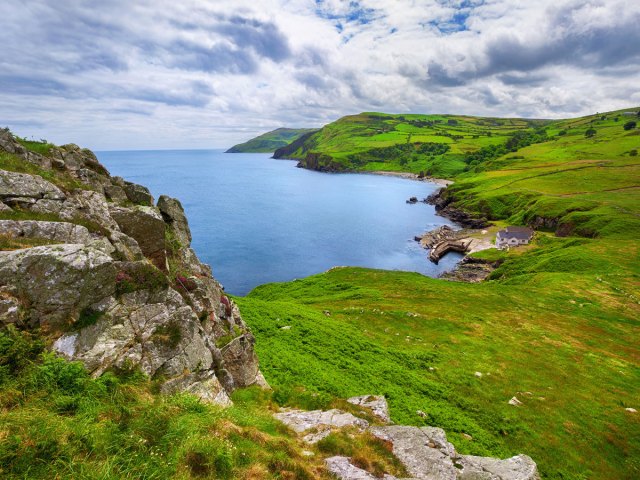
0,327,408,479
236,236,640,479
272,109,640,180
226,128,317,153
237,107,640,479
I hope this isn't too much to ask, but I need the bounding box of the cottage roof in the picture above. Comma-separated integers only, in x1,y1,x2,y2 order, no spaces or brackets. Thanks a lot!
497,226,534,240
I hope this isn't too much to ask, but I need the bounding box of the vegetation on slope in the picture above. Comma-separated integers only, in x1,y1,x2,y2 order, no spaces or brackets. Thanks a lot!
226,128,318,153
237,236,640,479
273,109,640,180
0,326,409,479
236,107,640,479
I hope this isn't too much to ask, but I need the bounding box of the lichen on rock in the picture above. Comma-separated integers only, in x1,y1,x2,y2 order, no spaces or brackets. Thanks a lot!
0,128,267,405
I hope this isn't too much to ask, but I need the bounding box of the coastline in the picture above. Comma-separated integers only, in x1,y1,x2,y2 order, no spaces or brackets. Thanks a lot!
364,170,453,186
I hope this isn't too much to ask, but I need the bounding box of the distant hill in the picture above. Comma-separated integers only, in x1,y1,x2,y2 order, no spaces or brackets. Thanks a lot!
226,127,318,153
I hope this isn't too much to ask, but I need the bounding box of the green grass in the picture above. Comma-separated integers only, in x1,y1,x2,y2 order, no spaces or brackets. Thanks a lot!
236,109,640,477
270,108,640,183
0,326,412,480
0,151,89,192
236,239,640,478
16,137,56,156
227,128,318,153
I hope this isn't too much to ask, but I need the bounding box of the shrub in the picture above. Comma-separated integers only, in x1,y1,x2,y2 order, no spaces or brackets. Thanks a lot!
623,121,636,131
115,263,169,295
0,326,45,383
151,322,182,349
630,149,638,157
74,306,104,330
585,128,597,138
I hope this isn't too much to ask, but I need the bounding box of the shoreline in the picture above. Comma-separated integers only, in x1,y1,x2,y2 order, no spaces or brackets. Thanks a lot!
363,170,453,186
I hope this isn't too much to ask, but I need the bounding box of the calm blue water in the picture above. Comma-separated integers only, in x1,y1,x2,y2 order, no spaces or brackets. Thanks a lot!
97,150,460,295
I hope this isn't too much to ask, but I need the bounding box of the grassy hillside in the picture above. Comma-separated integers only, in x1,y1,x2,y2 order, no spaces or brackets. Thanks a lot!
0,327,406,479
226,128,318,153
274,109,639,179
237,107,640,479
237,238,640,479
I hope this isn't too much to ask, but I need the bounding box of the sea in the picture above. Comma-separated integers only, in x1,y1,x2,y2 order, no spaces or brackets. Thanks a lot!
96,150,461,295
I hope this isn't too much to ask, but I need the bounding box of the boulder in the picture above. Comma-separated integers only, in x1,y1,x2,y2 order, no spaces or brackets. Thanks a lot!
123,182,154,206
160,371,232,406
220,333,261,388
104,184,128,204
0,244,117,329
326,456,399,480
274,408,369,443
0,220,92,244
110,205,166,269
0,128,27,155
0,170,65,205
371,425,539,480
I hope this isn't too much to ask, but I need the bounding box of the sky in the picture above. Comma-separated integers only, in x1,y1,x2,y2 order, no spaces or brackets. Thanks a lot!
1,0,639,150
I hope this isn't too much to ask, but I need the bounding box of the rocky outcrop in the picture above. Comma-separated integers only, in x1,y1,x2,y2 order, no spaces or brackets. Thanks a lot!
348,395,391,423
426,188,489,229
274,398,539,480
274,408,369,443
441,256,501,283
0,128,266,405
326,456,399,480
0,220,92,244
110,205,167,270
371,426,539,480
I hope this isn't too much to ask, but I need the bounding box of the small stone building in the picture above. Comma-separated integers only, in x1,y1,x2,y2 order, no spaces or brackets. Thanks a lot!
496,226,534,248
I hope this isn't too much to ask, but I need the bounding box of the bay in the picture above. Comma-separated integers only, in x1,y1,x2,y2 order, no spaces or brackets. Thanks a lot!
97,150,461,295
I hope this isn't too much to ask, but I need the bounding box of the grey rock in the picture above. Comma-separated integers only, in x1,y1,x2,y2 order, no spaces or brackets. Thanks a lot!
0,220,92,244
0,244,116,329
110,205,166,269
458,454,539,480
108,230,144,262
160,371,232,406
57,190,119,232
348,395,391,423
326,456,400,480
104,185,129,204
0,128,27,155
274,408,369,444
0,288,22,326
0,170,65,203
371,426,458,480
371,426,539,480
220,333,261,388
123,182,154,206
158,195,192,247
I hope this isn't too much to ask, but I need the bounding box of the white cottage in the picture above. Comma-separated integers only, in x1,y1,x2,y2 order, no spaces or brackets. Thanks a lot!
496,226,534,248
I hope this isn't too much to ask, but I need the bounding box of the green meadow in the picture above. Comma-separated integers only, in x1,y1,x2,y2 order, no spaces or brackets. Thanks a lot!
237,107,640,479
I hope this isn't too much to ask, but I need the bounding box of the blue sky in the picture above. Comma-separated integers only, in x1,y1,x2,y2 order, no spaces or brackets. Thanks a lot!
1,0,638,150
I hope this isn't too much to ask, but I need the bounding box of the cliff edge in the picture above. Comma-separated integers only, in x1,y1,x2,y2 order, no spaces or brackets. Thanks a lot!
0,129,267,405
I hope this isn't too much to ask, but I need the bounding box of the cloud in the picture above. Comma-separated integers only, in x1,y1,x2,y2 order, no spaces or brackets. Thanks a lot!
0,0,637,149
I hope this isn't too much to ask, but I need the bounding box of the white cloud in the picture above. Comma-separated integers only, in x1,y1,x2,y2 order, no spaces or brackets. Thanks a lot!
0,0,638,149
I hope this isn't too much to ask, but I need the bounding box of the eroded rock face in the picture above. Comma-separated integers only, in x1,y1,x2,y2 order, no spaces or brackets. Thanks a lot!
0,129,267,405
110,205,167,270
0,245,117,329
